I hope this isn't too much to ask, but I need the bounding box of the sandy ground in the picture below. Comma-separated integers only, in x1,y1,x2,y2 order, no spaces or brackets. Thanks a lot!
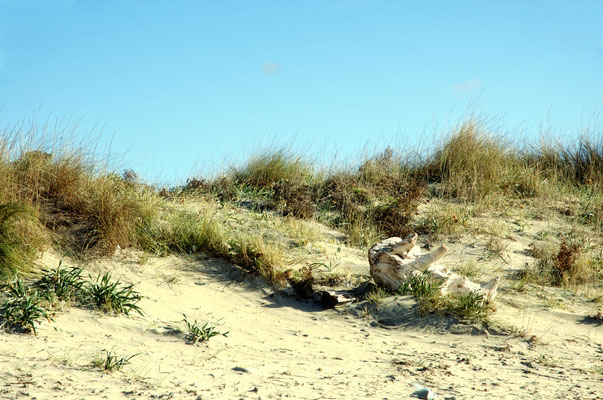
1,244,601,400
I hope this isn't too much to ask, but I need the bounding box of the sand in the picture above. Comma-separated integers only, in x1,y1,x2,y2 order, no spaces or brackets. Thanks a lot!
1,241,601,400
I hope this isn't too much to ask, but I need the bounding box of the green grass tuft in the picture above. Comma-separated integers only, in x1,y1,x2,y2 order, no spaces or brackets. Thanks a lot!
452,292,492,322
92,349,138,372
182,314,229,344
86,272,143,316
36,261,85,302
0,275,53,335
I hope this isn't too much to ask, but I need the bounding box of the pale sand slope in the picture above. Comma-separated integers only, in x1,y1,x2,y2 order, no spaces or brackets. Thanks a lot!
0,249,601,400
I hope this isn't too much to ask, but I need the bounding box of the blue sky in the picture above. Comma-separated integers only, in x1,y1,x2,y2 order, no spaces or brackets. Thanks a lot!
0,0,602,184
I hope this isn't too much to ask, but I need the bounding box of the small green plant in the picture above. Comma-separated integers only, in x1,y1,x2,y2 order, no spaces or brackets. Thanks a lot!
93,349,138,372
86,273,143,316
452,292,492,322
398,272,443,298
1,276,52,335
485,235,509,264
364,287,389,305
309,261,340,273
182,314,229,344
398,272,448,315
37,261,85,302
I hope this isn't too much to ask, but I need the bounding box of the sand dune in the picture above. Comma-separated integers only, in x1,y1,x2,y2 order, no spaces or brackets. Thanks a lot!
1,242,600,400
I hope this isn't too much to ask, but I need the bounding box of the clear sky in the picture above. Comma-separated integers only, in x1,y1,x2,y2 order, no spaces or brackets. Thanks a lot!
0,0,601,184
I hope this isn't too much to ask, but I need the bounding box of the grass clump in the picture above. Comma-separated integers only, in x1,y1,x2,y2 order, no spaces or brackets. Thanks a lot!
399,272,444,298
0,203,46,278
532,134,603,187
364,287,389,305
398,272,492,323
423,121,529,201
230,149,314,188
139,206,287,285
398,272,445,315
86,272,143,316
36,261,85,303
182,314,229,344
93,350,138,372
0,275,52,335
138,207,229,256
452,292,492,323
0,125,160,265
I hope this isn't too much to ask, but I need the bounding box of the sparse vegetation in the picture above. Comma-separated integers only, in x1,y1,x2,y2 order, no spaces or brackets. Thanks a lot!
182,314,229,344
364,287,389,305
525,239,602,288
397,272,492,323
1,265,149,335
0,118,600,338
92,349,138,372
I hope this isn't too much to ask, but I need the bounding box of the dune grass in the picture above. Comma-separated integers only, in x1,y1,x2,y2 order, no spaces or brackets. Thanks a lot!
0,125,159,278
0,118,600,298
0,203,46,277
230,148,316,188
137,203,287,284
196,120,600,249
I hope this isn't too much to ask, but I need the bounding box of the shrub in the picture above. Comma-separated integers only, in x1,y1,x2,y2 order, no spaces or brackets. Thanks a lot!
525,239,602,287
288,266,315,299
272,180,317,219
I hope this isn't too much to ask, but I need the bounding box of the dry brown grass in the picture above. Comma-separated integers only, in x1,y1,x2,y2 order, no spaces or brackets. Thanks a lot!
0,125,158,276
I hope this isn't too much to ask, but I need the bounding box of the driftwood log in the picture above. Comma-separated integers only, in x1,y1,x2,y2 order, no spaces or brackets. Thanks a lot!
369,233,499,302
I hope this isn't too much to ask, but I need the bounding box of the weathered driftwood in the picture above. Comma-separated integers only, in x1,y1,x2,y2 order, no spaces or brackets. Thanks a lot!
321,290,356,308
369,233,499,302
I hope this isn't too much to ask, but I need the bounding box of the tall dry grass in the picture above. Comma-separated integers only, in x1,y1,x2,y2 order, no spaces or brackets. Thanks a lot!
0,125,158,276
230,149,315,188
208,119,602,244
1,116,600,283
